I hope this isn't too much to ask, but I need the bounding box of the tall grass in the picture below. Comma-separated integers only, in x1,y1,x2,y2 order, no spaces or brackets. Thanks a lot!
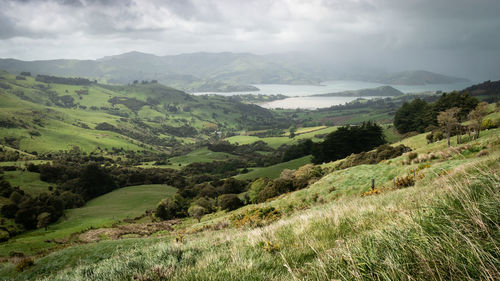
24,157,499,281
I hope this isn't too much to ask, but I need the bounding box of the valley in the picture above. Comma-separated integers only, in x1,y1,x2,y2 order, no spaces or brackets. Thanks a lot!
0,70,499,280
1,0,499,279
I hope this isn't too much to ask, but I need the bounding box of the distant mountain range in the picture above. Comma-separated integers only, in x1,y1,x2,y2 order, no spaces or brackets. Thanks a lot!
313,85,404,97
0,51,468,92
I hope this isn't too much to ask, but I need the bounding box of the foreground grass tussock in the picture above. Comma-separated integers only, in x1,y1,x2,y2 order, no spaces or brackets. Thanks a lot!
20,155,498,281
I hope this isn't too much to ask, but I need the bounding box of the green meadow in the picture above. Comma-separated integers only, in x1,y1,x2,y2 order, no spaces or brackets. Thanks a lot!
0,184,176,258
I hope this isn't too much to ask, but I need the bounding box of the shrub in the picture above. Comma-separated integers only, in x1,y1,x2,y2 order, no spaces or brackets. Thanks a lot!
192,197,216,213
188,205,208,222
481,118,496,130
263,241,280,253
295,164,323,180
218,194,243,211
1,203,18,219
256,178,294,203
155,197,185,220
279,169,295,180
336,144,410,170
361,188,381,197
477,150,489,157
407,152,418,161
15,257,34,272
248,178,270,204
231,207,281,228
395,175,415,188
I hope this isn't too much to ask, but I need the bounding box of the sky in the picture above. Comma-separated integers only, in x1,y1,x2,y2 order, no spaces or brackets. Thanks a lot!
0,0,499,80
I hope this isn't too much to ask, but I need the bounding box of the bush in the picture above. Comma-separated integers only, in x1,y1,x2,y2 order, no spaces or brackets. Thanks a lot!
481,118,496,130
188,205,207,222
295,164,323,180
395,175,415,188
155,198,177,220
336,144,410,170
192,197,216,213
15,258,34,272
1,203,18,218
231,207,281,228
248,178,270,204
407,152,418,161
218,194,243,211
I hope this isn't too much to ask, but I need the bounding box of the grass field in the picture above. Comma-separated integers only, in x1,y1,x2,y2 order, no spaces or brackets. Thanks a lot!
235,155,312,180
2,171,52,196
225,126,338,148
0,184,176,257
140,147,237,169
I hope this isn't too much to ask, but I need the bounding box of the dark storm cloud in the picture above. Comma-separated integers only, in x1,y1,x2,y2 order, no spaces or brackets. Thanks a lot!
0,0,499,80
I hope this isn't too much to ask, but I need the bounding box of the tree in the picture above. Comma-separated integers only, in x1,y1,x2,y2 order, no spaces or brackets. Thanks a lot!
36,212,51,230
312,121,386,164
433,92,478,121
394,99,433,133
188,205,207,222
155,198,176,220
218,194,243,211
468,102,489,140
289,126,296,138
437,107,460,147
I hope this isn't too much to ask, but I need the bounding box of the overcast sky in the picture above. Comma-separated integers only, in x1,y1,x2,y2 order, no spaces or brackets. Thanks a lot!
0,0,499,80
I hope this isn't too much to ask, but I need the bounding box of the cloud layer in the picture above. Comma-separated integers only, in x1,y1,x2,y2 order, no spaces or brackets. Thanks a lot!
0,0,499,80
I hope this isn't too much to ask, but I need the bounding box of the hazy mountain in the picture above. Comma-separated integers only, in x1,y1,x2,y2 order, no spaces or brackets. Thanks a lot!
0,52,467,92
314,85,405,97
362,70,469,85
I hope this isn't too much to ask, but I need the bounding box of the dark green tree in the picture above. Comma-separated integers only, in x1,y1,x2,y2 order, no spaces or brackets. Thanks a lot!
394,99,433,133
312,121,385,164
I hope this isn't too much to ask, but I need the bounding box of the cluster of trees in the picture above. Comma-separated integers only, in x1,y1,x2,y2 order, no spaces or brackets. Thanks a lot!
282,139,313,162
393,91,495,147
160,125,198,137
35,75,92,86
434,102,491,147
0,175,83,234
155,163,325,223
0,148,21,161
156,177,250,221
247,164,323,204
311,121,386,164
394,92,479,134
0,159,195,233
207,140,274,155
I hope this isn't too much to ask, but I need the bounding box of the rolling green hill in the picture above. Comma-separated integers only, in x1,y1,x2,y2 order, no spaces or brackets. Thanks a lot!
0,71,285,154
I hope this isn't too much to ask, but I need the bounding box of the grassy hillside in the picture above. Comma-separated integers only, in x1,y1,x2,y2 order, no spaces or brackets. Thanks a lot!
225,126,338,148
0,184,176,258
2,125,498,280
0,71,285,154
139,147,238,170
2,171,51,196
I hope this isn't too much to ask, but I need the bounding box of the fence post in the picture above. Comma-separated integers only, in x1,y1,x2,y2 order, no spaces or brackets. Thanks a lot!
371,178,375,191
